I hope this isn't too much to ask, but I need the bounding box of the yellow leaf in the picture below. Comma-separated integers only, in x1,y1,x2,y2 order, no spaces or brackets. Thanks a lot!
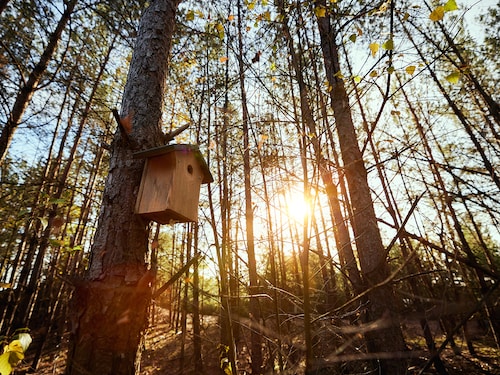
444,0,458,11
445,71,460,84
215,23,225,39
353,75,361,83
247,1,255,10
0,336,31,375
263,10,271,21
186,10,195,21
314,6,326,18
369,70,378,77
219,56,228,63
0,351,13,375
405,65,416,75
429,6,445,22
369,43,379,57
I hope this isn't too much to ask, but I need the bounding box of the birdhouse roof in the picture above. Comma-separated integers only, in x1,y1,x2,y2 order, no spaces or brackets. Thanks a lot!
133,144,214,184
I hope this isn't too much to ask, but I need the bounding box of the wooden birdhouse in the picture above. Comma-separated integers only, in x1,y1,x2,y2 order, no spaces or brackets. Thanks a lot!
134,144,213,224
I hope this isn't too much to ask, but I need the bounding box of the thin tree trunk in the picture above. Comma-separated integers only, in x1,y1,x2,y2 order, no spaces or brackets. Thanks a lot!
0,0,78,165
314,2,407,372
65,1,181,374
236,0,262,372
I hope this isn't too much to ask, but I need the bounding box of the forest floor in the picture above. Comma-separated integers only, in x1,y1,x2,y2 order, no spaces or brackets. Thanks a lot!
24,307,500,374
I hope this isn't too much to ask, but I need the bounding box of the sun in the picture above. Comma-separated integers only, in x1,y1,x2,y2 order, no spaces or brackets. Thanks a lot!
283,189,311,223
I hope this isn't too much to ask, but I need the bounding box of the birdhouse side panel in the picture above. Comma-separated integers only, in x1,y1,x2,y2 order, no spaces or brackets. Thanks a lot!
135,154,175,215
167,151,205,222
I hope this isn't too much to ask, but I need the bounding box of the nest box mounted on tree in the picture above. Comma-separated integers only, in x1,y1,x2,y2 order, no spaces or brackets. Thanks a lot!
134,144,213,224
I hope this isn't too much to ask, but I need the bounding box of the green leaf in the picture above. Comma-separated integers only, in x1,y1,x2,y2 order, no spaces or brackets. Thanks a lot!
49,198,67,205
38,217,48,230
444,0,458,11
349,34,357,43
382,38,394,50
445,71,460,83
353,75,361,83
387,66,395,74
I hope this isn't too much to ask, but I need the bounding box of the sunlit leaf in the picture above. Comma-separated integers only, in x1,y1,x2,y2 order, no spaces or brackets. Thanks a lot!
0,334,31,375
228,14,234,21
369,43,379,57
38,217,48,230
247,1,255,10
353,75,361,83
219,56,228,63
314,6,326,17
0,352,13,375
263,11,271,21
333,71,344,79
186,10,195,21
444,0,458,11
215,23,224,39
445,71,460,83
429,6,445,21
49,198,67,205
405,65,416,75
382,38,394,50
0,283,11,289
349,34,357,43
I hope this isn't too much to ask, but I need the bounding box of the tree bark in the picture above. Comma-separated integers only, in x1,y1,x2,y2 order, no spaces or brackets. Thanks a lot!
314,2,407,373
65,1,180,374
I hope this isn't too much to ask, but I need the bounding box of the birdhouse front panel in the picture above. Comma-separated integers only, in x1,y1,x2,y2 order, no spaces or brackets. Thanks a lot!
135,145,212,224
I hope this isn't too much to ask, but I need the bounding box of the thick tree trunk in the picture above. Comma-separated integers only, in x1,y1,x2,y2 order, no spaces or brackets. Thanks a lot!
65,1,180,374
314,3,407,373
0,0,10,15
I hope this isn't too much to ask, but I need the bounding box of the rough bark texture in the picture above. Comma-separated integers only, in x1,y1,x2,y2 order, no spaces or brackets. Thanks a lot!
314,2,407,373
65,1,180,374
